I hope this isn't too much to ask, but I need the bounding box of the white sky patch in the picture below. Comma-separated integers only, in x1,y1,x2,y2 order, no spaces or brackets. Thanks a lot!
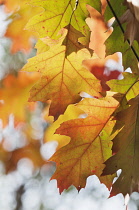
104,53,124,80
112,169,122,184
0,6,10,37
41,141,58,160
125,194,130,206
127,0,139,7
22,188,41,210
104,59,123,75
125,67,132,73
2,114,27,151
17,158,34,178
79,113,88,119
80,92,94,98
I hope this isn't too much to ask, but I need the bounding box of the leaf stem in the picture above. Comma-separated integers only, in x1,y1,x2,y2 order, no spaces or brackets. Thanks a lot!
69,0,79,23
106,0,139,63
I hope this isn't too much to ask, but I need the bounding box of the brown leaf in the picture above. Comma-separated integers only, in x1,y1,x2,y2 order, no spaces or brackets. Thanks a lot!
103,95,139,196
120,0,139,44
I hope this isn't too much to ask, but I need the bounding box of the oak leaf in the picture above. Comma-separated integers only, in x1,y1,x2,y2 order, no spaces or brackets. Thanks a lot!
25,0,101,44
83,53,123,91
107,72,139,102
44,105,84,149
63,24,93,57
104,0,139,73
22,31,102,118
50,95,119,193
120,0,139,45
103,95,139,196
86,4,111,58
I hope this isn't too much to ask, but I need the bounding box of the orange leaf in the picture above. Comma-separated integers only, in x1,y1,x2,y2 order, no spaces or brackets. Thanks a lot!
4,1,42,53
5,141,45,172
86,5,112,58
50,95,119,193
0,72,39,125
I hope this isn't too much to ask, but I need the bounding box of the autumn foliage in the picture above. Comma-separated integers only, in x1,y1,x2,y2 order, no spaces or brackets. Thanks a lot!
1,0,139,199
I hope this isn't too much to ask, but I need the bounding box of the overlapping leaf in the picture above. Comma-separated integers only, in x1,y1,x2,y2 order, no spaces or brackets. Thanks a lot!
22,31,102,118
3,0,139,198
103,95,139,196
26,0,101,44
44,104,84,149
104,0,139,72
86,4,111,58
106,28,139,73
63,24,93,57
83,53,123,91
50,95,119,193
107,72,139,103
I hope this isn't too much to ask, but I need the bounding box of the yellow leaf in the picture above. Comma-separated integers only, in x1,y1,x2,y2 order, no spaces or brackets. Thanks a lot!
44,104,84,149
22,32,102,118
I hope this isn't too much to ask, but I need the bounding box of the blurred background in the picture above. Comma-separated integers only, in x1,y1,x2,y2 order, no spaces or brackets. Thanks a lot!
0,2,139,210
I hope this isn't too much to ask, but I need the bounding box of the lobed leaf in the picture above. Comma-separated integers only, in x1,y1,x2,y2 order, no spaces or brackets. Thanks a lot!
62,24,93,57
105,27,139,73
22,31,102,118
103,95,139,196
26,0,101,42
44,104,84,149
104,0,139,72
50,95,119,193
86,4,111,58
83,53,123,91
107,72,139,102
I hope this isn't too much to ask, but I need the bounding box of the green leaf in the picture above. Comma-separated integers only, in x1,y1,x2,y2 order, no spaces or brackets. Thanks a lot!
104,0,125,21
107,72,139,102
105,28,139,72
104,0,139,72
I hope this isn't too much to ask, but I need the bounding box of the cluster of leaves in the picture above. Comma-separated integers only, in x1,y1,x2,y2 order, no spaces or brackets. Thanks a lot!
1,0,139,199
